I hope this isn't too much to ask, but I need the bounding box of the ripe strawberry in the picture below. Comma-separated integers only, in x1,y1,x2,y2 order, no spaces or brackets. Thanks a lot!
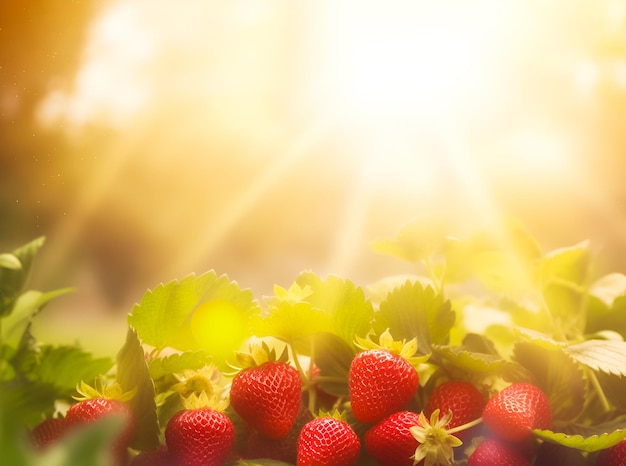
296,416,360,466
245,405,313,463
230,360,302,439
65,398,136,465
467,438,531,466
424,380,486,440
165,407,235,466
482,382,552,442
596,438,626,466
30,417,68,450
365,410,424,466
348,349,419,423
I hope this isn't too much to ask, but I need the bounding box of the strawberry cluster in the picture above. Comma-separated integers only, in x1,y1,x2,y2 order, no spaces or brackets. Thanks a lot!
29,333,585,466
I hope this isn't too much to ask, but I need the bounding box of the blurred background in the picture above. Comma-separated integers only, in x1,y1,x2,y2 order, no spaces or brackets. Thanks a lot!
2,0,626,352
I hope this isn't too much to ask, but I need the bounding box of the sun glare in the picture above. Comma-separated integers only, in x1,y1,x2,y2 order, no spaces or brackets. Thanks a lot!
26,0,626,305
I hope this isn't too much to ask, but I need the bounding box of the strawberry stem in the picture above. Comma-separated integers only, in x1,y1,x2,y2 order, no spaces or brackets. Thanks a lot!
587,368,611,413
446,417,483,435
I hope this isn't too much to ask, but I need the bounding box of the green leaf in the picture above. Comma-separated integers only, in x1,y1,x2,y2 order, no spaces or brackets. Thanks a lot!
0,236,46,317
586,293,626,339
539,241,591,285
148,350,213,380
534,421,626,452
372,281,454,355
565,339,626,376
295,273,374,349
116,328,160,451
432,344,528,382
30,345,114,393
512,341,587,421
310,332,354,397
471,250,534,293
0,253,22,270
128,271,260,366
2,288,76,347
251,301,331,345
370,216,451,263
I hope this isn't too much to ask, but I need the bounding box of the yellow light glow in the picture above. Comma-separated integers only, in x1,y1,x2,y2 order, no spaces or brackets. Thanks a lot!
191,301,247,356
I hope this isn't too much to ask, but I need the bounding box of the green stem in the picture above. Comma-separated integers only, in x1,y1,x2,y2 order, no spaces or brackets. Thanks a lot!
447,417,483,435
588,368,611,413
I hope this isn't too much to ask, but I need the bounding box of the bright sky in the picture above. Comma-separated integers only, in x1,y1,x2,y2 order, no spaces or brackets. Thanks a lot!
31,0,626,301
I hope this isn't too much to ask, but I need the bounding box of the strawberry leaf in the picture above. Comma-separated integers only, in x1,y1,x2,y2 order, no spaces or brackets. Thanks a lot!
295,273,374,349
2,288,76,347
564,339,626,377
534,418,626,452
372,280,454,355
512,341,587,421
148,349,213,380
116,327,160,451
311,332,354,397
128,271,260,366
30,345,114,393
432,344,528,382
251,300,331,344
0,236,46,318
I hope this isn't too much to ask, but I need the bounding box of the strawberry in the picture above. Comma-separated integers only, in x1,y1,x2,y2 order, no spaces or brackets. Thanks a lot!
482,382,552,442
296,415,361,466
424,380,486,440
30,417,68,450
245,405,313,463
348,331,426,424
65,398,136,465
229,345,302,439
596,438,626,466
467,438,532,466
165,407,235,466
365,410,424,466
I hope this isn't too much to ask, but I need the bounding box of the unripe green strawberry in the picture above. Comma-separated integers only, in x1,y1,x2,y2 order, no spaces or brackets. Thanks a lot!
482,382,552,442
230,360,302,439
30,417,68,450
596,439,626,466
365,410,424,466
424,380,486,440
296,416,360,466
348,349,419,424
65,398,136,466
165,407,235,466
467,438,531,466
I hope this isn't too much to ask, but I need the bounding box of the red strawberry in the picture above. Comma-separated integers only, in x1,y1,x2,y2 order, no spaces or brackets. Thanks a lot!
365,410,424,466
348,349,419,423
65,398,136,465
596,439,626,466
467,438,531,466
30,417,68,450
165,407,235,466
424,380,486,440
296,416,361,466
230,360,302,439
482,382,552,442
245,405,313,463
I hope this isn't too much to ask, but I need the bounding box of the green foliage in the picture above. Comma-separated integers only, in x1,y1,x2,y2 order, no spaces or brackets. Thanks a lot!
372,280,454,355
128,271,260,366
116,328,160,451
5,221,626,463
